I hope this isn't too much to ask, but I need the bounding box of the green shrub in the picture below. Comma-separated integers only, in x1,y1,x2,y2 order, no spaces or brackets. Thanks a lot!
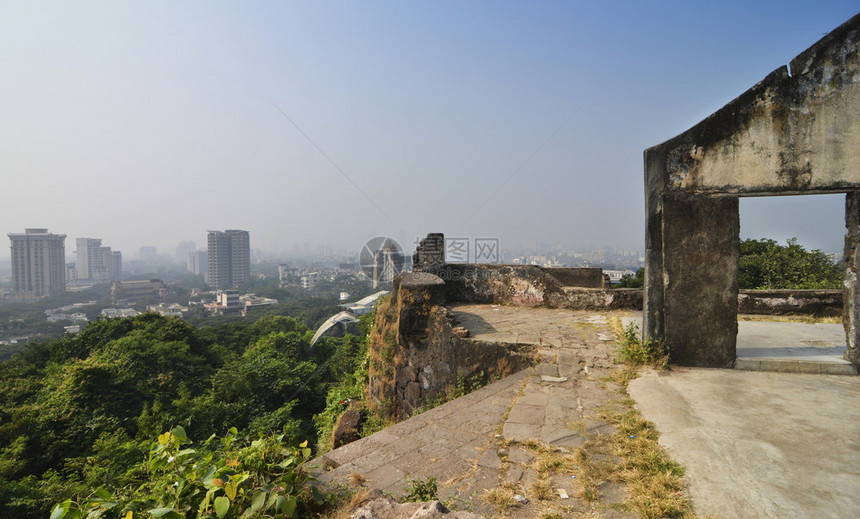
617,324,668,369
50,426,328,519
403,476,437,502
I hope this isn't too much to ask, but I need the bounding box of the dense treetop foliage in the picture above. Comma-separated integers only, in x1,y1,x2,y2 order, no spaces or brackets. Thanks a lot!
738,238,841,290
613,239,841,291
614,268,644,288
0,312,370,518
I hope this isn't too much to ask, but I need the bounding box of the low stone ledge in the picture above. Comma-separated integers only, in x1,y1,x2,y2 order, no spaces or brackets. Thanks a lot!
738,289,842,317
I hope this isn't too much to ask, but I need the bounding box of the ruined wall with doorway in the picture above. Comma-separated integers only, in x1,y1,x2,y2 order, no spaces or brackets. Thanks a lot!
645,14,860,367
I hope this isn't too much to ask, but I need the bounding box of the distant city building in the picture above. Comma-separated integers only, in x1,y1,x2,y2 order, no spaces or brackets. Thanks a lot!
148,302,189,317
46,312,88,323
240,294,278,316
111,279,166,304
604,269,637,284
187,250,208,276
206,230,250,289
100,308,140,319
76,238,102,281
111,250,123,279
65,263,77,284
74,238,122,283
301,272,320,290
204,289,242,315
8,228,67,298
278,264,300,287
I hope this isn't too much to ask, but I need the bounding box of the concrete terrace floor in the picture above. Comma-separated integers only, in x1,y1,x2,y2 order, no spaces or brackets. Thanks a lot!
620,312,857,375
313,305,860,518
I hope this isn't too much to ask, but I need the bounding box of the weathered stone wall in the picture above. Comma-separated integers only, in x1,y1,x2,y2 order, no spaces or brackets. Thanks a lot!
436,264,562,305
844,192,860,364
367,272,536,421
547,288,643,310
541,267,605,288
739,289,842,317
432,264,639,310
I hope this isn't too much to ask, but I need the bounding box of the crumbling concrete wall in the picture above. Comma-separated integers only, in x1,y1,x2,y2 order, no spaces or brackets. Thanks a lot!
645,14,860,367
367,272,536,421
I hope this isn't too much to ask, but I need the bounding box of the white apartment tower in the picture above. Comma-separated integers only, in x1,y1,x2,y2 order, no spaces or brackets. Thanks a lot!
8,228,67,297
76,238,122,283
76,238,103,281
206,230,250,289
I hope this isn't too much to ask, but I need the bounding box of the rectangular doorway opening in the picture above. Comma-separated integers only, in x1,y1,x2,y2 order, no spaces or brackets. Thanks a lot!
735,194,855,374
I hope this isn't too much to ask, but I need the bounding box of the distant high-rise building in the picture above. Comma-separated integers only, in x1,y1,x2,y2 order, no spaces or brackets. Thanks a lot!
8,228,67,298
187,250,208,276
111,250,123,280
75,238,121,283
206,230,250,289
76,238,102,281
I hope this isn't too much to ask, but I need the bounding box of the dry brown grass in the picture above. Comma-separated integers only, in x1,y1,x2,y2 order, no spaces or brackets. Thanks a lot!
348,472,366,487
319,488,376,519
483,484,518,513
587,384,700,517
529,477,554,501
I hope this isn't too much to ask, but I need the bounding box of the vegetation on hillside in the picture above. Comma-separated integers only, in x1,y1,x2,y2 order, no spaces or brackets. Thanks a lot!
0,311,372,518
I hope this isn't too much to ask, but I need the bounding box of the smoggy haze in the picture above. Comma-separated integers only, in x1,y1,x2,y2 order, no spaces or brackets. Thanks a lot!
2,1,856,259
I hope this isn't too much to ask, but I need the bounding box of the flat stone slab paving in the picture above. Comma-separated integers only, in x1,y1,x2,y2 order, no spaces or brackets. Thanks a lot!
312,306,637,518
629,368,860,519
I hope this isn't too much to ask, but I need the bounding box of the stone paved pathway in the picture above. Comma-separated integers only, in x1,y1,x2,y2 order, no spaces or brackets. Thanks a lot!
312,306,639,518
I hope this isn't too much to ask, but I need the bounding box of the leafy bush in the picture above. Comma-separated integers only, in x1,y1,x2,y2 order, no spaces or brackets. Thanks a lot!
50,426,327,519
739,238,841,290
403,476,437,502
617,323,668,369
615,268,644,288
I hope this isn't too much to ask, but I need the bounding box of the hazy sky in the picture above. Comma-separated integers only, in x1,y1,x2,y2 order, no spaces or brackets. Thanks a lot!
2,1,857,260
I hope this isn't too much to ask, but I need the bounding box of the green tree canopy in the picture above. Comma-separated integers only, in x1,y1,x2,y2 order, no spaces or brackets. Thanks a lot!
738,238,842,290
615,268,644,288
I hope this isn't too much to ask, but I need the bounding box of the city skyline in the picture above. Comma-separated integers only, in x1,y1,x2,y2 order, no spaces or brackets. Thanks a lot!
2,2,857,259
